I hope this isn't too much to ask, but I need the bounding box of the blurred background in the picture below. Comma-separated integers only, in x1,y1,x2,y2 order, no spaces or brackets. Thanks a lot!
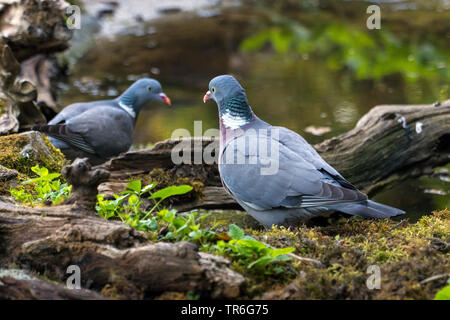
57,0,449,220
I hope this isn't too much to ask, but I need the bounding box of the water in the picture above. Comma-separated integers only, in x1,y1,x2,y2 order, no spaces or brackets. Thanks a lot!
58,0,450,220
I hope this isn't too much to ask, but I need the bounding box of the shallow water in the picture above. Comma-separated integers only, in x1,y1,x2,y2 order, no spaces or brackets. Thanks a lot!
58,0,449,221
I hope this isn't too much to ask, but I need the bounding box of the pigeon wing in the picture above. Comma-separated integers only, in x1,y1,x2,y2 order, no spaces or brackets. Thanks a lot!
65,106,134,158
35,123,97,154
219,132,366,211
49,101,102,125
275,126,357,189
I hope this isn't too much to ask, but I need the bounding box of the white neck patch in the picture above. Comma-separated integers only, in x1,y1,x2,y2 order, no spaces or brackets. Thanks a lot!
221,111,249,129
119,101,136,118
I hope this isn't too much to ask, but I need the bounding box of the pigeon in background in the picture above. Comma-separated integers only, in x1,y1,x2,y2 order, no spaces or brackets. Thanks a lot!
34,78,171,165
203,75,405,228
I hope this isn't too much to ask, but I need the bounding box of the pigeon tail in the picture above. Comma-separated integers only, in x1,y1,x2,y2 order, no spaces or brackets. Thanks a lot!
332,200,405,218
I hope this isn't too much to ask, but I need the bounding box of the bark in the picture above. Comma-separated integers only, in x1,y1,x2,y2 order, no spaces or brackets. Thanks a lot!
0,0,72,62
0,0,73,134
0,200,245,299
0,275,107,300
0,40,43,135
62,158,110,209
20,55,61,119
97,100,450,210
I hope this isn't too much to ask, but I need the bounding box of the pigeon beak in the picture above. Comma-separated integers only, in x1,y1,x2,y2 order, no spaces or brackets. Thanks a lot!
203,90,212,103
159,93,171,106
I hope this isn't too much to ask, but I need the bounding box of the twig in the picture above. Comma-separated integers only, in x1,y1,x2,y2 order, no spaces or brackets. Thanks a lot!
420,274,450,285
388,219,409,231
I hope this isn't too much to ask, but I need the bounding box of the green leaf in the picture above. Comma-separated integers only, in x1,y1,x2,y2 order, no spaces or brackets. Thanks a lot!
248,256,274,269
434,285,450,300
228,224,245,240
128,194,140,205
126,180,141,193
149,185,193,201
46,173,61,181
270,247,295,257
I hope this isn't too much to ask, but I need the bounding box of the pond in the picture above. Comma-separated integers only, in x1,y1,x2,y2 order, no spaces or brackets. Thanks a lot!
58,0,449,221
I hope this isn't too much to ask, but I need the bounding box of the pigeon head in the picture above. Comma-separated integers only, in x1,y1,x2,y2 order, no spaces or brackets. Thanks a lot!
203,75,253,129
118,78,171,117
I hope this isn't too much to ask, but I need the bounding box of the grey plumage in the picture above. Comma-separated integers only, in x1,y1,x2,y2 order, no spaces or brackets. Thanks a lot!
204,75,405,228
34,78,171,165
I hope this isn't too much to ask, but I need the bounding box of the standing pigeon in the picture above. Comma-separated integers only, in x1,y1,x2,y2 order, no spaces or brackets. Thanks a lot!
34,78,171,165
203,75,404,228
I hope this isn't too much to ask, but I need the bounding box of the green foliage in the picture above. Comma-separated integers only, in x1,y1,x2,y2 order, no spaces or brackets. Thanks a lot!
212,224,294,274
10,165,71,205
96,180,192,232
96,181,296,274
434,279,450,300
241,20,449,82
157,209,218,248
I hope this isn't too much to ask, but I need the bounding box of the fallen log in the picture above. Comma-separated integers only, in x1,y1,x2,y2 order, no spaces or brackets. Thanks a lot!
97,100,450,210
0,200,245,299
0,274,107,300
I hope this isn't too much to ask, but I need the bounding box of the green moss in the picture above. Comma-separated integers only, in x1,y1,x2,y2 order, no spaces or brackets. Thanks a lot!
0,98,6,115
0,133,65,177
238,209,450,299
0,165,31,195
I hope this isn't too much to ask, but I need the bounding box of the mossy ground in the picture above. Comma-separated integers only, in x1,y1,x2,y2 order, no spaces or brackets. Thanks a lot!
234,209,450,299
98,166,450,300
141,209,448,300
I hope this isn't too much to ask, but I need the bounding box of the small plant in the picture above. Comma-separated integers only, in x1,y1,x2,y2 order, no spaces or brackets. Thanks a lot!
96,180,194,232
10,165,71,205
157,209,218,248
213,224,294,274
96,180,296,274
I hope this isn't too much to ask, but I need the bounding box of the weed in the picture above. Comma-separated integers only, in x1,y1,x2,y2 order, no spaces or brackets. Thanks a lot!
10,165,71,205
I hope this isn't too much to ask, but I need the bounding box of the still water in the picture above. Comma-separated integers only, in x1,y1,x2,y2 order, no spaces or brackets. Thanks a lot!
58,0,449,220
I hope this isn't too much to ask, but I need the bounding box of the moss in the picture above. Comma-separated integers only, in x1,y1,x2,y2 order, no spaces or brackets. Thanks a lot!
155,291,188,300
0,165,32,195
236,209,450,299
201,209,262,232
0,132,65,177
0,98,6,115
195,209,449,299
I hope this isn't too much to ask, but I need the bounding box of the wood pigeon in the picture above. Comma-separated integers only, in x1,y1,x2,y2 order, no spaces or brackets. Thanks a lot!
203,75,405,228
34,78,171,165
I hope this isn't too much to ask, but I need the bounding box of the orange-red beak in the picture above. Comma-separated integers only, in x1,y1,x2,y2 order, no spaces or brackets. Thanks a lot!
159,93,171,106
203,90,212,103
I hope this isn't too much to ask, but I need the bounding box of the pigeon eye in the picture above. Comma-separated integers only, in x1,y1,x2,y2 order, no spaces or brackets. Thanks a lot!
211,87,216,93
147,86,152,91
